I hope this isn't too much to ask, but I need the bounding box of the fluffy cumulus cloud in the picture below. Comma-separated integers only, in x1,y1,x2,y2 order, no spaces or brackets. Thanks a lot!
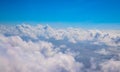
0,24,120,72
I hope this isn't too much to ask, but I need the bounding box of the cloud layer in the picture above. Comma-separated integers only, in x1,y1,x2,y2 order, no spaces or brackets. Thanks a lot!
0,24,120,72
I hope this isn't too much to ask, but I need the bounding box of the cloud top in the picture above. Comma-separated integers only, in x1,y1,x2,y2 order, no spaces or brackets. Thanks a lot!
0,24,120,72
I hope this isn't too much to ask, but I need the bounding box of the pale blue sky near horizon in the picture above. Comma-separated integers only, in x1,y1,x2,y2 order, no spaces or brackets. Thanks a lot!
0,0,120,29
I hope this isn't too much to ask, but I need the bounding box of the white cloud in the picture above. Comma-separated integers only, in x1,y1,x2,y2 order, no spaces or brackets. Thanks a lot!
100,60,120,72
0,34,83,72
0,24,120,72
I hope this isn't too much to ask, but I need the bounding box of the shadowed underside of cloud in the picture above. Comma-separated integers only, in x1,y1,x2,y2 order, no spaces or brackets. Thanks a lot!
0,24,120,72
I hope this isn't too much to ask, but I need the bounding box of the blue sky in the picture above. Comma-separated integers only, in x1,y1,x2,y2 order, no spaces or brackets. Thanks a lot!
0,0,120,29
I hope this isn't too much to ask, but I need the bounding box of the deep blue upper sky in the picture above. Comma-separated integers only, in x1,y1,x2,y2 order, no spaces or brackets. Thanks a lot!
0,0,120,29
